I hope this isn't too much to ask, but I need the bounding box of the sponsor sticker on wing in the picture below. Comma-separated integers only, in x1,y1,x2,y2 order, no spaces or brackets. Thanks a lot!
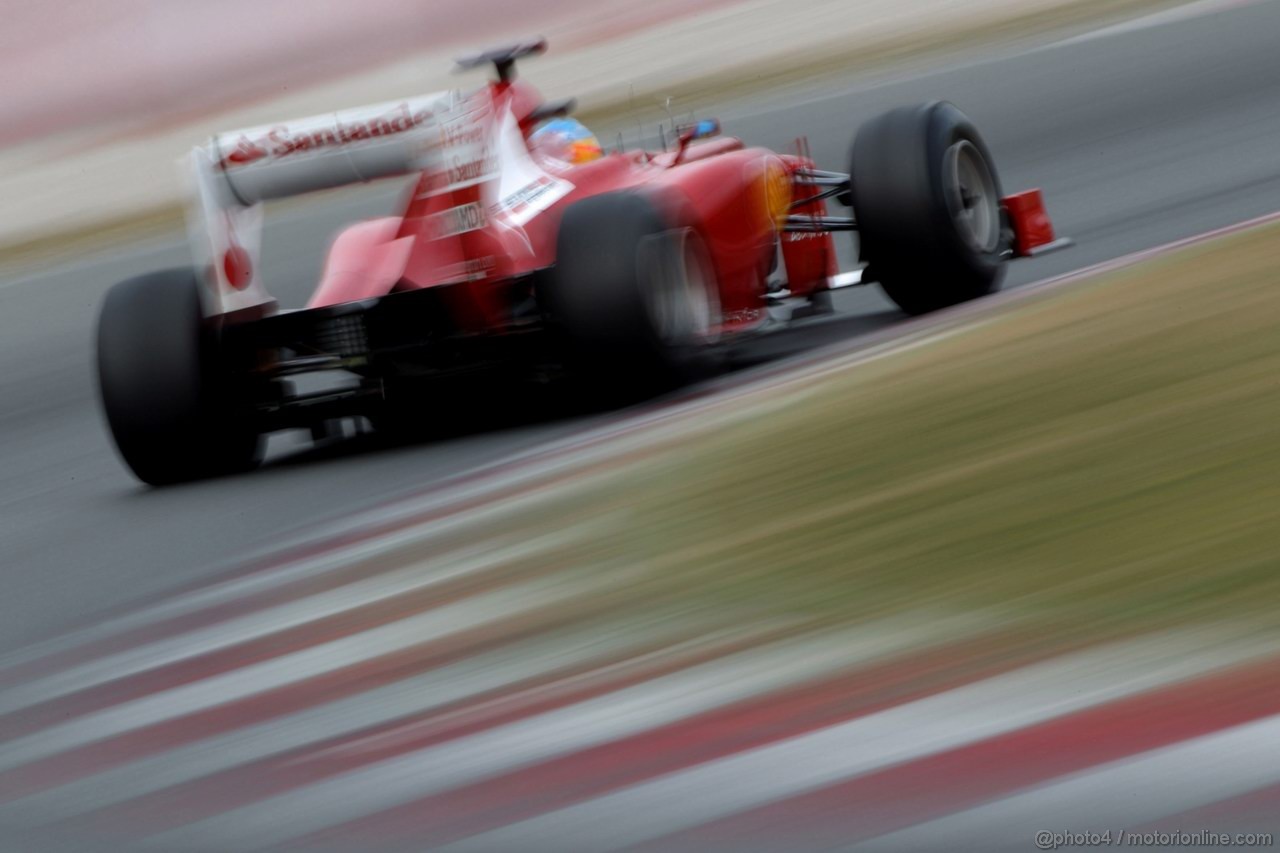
438,256,497,283
425,201,487,239
216,97,441,171
496,175,572,226
424,102,500,195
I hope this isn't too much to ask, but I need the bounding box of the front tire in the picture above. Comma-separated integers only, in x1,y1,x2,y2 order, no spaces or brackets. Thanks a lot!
850,101,1006,315
96,269,262,485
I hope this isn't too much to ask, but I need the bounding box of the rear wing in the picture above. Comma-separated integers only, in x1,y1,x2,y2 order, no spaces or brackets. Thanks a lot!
186,91,459,317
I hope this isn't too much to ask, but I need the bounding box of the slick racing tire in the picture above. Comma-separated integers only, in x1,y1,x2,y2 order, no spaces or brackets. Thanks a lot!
850,101,1006,315
97,268,262,485
547,191,721,395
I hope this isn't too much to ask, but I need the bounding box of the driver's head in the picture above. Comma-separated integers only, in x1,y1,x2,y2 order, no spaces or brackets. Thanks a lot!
529,117,603,165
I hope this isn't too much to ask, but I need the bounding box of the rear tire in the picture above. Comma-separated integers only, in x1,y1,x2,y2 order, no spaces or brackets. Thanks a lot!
850,101,1006,315
545,192,721,396
96,269,262,485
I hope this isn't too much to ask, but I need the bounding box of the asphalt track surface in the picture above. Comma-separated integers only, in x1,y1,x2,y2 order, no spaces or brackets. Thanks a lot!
2,0,1279,654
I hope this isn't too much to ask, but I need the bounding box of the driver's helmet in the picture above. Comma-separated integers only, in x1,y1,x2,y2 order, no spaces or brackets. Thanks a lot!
529,117,604,165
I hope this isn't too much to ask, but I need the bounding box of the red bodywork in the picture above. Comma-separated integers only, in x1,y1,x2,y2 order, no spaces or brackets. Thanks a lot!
1002,189,1058,257
307,77,836,339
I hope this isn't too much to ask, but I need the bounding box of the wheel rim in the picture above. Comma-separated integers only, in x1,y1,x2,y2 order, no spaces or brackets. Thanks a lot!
943,139,1000,253
645,228,718,348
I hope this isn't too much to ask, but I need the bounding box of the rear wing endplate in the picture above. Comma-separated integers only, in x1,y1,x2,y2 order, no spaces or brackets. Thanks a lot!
186,91,457,317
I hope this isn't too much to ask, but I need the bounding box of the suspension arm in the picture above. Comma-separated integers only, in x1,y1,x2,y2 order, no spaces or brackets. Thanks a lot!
783,215,857,233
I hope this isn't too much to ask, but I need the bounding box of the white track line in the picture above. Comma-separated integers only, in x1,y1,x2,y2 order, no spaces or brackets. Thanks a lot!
435,633,1276,853
1049,0,1264,48
0,489,589,677
0,619,764,824
0,525,592,716
856,713,1280,850
141,623,942,851
0,572,616,773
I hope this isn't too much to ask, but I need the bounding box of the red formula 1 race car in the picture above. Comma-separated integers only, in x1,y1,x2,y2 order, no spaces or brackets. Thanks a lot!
96,40,1067,485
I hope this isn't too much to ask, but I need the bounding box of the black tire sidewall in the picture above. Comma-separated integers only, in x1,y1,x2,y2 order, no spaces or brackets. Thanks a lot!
851,101,1007,315
96,269,260,484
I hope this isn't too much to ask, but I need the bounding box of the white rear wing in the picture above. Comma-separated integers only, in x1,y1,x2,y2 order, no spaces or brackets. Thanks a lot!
187,92,458,316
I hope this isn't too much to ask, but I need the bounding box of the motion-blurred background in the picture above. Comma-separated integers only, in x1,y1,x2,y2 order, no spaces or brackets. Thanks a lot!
0,0,1178,253
2,1,1279,851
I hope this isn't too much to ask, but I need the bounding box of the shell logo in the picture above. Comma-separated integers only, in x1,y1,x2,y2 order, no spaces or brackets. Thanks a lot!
763,159,792,230
220,136,269,169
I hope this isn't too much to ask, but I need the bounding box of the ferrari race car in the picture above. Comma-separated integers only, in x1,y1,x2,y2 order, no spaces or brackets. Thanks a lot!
96,40,1067,485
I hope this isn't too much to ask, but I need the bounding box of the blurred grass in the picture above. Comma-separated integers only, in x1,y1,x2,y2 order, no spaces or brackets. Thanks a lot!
555,225,1280,645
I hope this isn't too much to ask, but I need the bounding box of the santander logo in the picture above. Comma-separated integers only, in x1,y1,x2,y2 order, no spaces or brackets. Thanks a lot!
220,136,269,169
218,103,433,172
